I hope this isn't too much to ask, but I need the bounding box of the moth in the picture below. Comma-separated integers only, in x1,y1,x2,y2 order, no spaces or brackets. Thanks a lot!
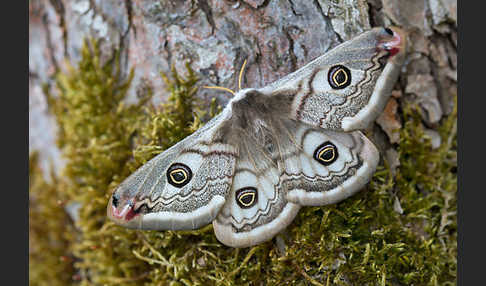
107,27,406,247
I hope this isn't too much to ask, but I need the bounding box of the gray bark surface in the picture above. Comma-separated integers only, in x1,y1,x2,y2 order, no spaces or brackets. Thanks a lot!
29,0,457,175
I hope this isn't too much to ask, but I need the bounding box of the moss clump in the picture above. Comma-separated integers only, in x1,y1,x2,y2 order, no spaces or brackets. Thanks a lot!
30,37,456,285
29,152,75,285
131,64,220,165
44,38,153,284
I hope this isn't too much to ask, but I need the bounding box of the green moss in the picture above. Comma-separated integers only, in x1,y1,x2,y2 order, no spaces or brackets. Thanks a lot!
29,152,75,285
132,64,220,164
30,38,456,285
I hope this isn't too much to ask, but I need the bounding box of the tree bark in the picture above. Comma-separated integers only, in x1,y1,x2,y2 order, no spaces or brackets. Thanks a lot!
29,0,457,177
